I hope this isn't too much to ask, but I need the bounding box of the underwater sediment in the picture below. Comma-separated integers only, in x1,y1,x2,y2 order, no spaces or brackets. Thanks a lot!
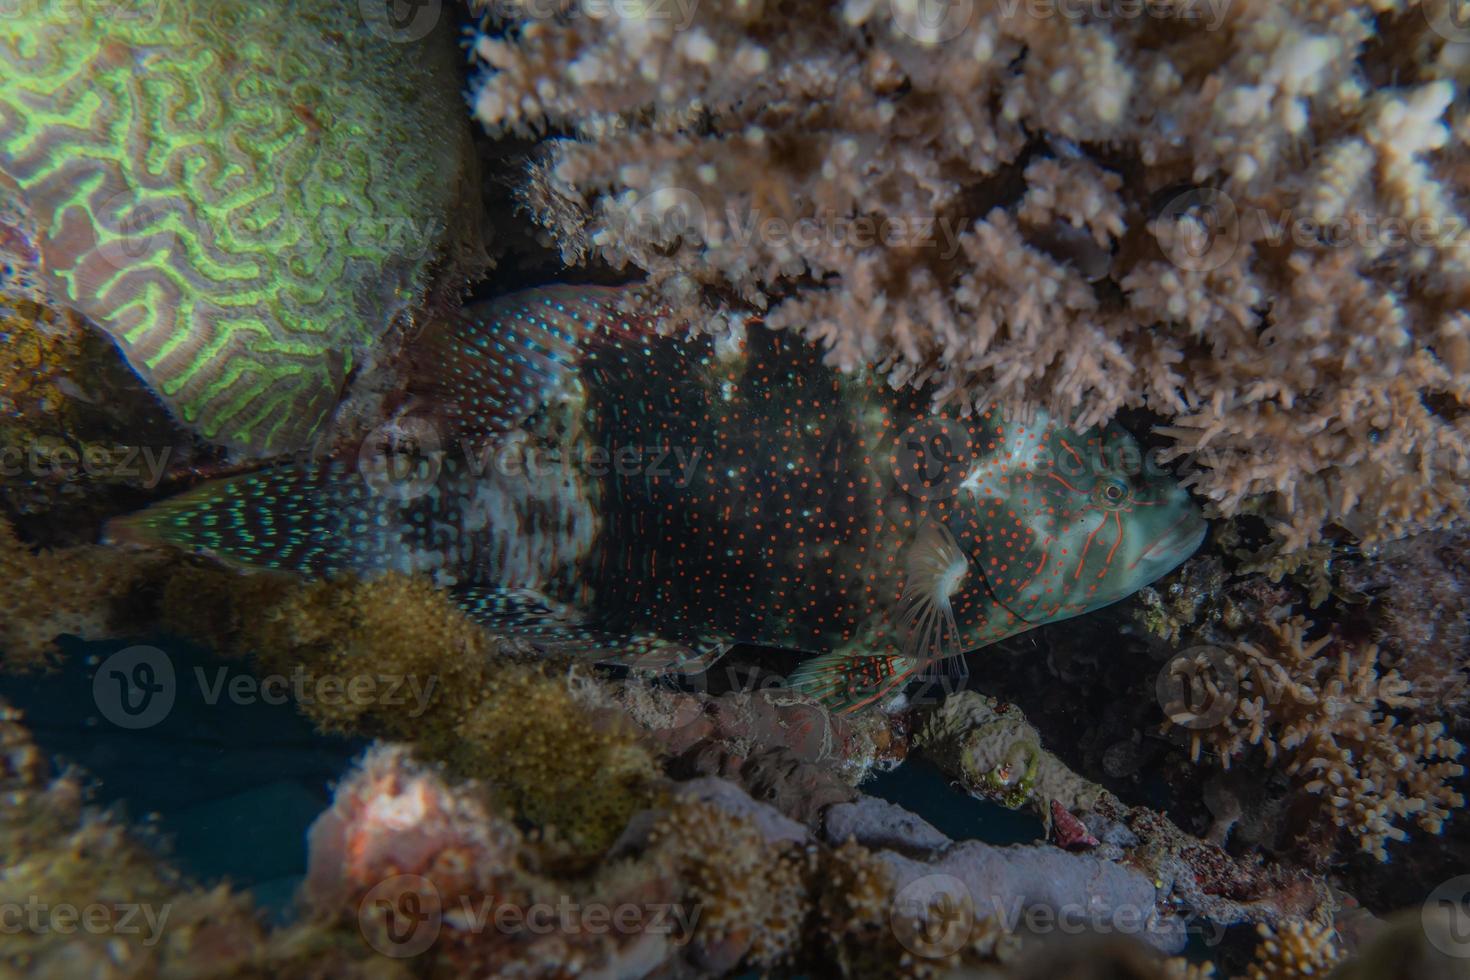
0,0,1468,978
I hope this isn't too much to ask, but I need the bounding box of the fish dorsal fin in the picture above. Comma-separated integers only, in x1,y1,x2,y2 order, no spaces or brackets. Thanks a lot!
897,520,970,665
401,285,664,443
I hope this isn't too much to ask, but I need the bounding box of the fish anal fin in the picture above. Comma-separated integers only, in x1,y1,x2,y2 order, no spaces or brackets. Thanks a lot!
450,587,731,678
787,648,919,714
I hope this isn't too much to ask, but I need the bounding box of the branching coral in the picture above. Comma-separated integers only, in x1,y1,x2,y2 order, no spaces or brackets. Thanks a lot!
1241,920,1342,979
1164,614,1465,860
471,0,1470,550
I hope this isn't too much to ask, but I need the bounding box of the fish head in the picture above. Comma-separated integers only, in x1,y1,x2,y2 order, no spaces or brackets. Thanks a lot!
954,411,1206,625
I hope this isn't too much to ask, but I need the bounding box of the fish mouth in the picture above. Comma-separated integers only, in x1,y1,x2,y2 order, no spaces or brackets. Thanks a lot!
1131,509,1208,572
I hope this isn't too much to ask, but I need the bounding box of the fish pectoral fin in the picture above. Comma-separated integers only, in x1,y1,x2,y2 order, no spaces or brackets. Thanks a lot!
787,648,919,714
451,587,730,677
897,520,970,663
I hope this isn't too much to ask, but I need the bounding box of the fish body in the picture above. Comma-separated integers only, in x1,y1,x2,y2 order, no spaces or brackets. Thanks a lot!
113,286,1206,708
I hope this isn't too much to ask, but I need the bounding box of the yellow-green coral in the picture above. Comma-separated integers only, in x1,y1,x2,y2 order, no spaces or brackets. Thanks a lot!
164,569,662,857
0,516,166,670
0,0,475,453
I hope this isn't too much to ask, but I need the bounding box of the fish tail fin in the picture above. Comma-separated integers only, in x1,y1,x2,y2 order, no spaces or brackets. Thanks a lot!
400,284,662,442
787,649,920,714
105,461,413,576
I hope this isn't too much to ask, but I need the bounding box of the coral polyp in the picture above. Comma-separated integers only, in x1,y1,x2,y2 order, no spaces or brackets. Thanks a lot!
0,0,474,454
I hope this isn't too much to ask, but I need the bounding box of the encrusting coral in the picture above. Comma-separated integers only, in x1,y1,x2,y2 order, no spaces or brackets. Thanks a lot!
0,516,167,670
471,0,1470,550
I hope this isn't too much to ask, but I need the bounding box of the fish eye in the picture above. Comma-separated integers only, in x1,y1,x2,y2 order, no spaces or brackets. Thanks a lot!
1096,478,1129,506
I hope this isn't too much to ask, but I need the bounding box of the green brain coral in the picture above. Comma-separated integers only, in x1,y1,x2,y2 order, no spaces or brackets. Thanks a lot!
0,0,471,454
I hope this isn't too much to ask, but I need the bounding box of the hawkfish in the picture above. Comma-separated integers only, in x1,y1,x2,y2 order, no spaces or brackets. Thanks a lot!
109,285,1207,711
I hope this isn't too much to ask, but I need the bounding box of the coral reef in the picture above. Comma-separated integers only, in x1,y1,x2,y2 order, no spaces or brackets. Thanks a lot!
1241,920,1341,979
2,180,188,522
1162,613,1465,861
1340,526,1470,710
471,0,1470,549
913,692,1328,940
158,568,664,858
0,516,167,669
0,700,399,978
0,0,480,454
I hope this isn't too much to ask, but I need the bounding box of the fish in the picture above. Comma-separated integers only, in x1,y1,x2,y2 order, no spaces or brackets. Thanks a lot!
108,285,1207,711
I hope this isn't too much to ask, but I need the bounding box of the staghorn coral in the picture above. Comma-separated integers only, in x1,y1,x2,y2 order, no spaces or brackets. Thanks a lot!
0,0,478,454
1163,613,1465,861
472,0,1470,550
1241,920,1342,979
